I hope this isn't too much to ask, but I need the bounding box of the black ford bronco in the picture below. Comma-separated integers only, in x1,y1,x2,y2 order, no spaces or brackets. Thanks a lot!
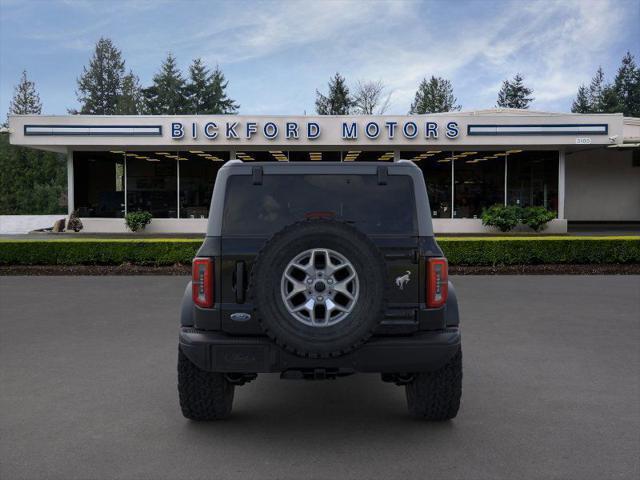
178,160,462,420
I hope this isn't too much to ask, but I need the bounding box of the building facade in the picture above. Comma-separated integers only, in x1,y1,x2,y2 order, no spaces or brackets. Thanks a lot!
8,109,640,233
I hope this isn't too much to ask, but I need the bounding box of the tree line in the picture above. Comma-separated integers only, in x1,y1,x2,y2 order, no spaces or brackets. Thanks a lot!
570,52,640,116
1,37,638,216
71,37,239,115
314,52,638,116
4,36,639,119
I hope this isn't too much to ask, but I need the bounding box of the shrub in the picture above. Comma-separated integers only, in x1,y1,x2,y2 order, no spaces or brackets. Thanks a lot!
66,210,83,232
481,205,520,232
125,211,153,232
521,206,556,232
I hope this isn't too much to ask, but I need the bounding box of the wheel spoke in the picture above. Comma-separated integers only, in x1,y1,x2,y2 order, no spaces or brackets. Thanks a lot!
333,273,356,300
326,263,346,277
291,262,313,276
285,282,307,299
284,273,308,295
292,298,315,313
326,298,348,314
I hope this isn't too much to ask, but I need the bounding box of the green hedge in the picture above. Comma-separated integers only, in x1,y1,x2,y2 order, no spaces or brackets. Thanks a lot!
0,239,202,266
0,237,638,266
438,237,640,266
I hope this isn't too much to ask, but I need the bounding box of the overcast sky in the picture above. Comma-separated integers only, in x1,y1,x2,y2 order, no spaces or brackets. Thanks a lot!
1,0,638,117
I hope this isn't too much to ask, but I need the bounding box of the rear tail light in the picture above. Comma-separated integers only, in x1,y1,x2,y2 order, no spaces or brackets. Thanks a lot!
427,257,448,308
192,257,214,308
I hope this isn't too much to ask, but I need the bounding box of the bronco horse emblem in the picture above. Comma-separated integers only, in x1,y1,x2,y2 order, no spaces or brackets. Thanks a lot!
395,271,411,290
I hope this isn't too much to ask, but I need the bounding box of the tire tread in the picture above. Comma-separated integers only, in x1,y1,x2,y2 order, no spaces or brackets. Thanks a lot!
178,347,235,420
406,347,462,421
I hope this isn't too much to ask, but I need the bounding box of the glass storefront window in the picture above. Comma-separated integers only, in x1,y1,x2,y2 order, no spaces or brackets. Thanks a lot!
453,151,505,218
507,150,558,212
402,150,453,218
179,151,229,218
126,153,177,218
73,151,125,217
72,148,560,222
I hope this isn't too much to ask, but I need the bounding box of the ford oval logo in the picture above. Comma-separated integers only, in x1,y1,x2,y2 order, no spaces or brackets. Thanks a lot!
230,312,251,322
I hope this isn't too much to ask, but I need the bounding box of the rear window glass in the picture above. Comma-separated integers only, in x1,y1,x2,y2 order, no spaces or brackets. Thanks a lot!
222,174,416,235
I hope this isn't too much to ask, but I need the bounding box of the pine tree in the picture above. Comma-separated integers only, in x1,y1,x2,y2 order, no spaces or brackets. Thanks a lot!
143,53,188,114
9,70,42,116
496,74,534,109
186,58,209,114
2,73,66,214
116,71,144,114
315,73,353,115
588,67,607,112
207,65,239,114
185,60,239,114
613,51,640,117
571,85,591,113
75,37,126,114
409,76,460,114
600,84,623,113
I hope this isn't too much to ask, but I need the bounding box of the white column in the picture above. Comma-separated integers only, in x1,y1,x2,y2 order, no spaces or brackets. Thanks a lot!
123,155,127,216
66,149,74,215
176,159,180,219
393,150,401,162
450,154,455,219
229,150,236,160
504,154,508,206
558,149,566,219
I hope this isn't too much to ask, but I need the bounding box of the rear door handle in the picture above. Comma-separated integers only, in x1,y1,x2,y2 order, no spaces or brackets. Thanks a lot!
235,261,246,304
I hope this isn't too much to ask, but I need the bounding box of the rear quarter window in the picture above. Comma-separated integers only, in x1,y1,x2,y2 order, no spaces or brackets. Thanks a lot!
222,174,416,236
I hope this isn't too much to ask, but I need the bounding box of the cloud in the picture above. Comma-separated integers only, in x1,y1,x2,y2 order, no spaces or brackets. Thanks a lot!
1,0,637,115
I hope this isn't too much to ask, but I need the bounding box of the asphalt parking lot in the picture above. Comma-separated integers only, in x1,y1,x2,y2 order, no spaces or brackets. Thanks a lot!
1,275,639,480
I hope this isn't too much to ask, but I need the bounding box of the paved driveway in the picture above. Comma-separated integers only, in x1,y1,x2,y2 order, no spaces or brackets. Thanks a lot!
1,276,638,480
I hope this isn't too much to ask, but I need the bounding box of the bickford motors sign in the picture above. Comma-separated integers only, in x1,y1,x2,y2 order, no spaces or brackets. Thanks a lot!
171,119,461,141
12,114,616,148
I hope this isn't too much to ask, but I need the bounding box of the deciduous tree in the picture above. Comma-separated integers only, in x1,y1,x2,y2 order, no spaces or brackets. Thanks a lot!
353,80,391,114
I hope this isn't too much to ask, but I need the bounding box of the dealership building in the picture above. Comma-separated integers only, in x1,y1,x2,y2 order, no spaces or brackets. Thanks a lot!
7,109,640,233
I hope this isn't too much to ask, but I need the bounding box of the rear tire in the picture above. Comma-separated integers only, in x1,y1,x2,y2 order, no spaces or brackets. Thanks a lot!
405,346,462,421
252,219,386,358
178,347,234,420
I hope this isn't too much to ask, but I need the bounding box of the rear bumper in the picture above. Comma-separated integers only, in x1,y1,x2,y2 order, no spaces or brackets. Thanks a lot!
179,327,461,374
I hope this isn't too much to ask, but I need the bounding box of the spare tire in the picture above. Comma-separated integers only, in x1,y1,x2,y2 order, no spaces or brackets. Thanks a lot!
251,219,386,358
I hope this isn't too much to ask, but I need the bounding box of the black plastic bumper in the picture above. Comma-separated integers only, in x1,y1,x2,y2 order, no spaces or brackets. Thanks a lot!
179,327,461,374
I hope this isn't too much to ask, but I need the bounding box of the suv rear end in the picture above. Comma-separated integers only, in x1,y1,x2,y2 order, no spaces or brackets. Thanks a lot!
179,161,461,420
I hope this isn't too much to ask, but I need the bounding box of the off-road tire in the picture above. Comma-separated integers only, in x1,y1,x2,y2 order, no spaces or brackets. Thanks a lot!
405,346,462,421
178,347,235,420
251,219,386,359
